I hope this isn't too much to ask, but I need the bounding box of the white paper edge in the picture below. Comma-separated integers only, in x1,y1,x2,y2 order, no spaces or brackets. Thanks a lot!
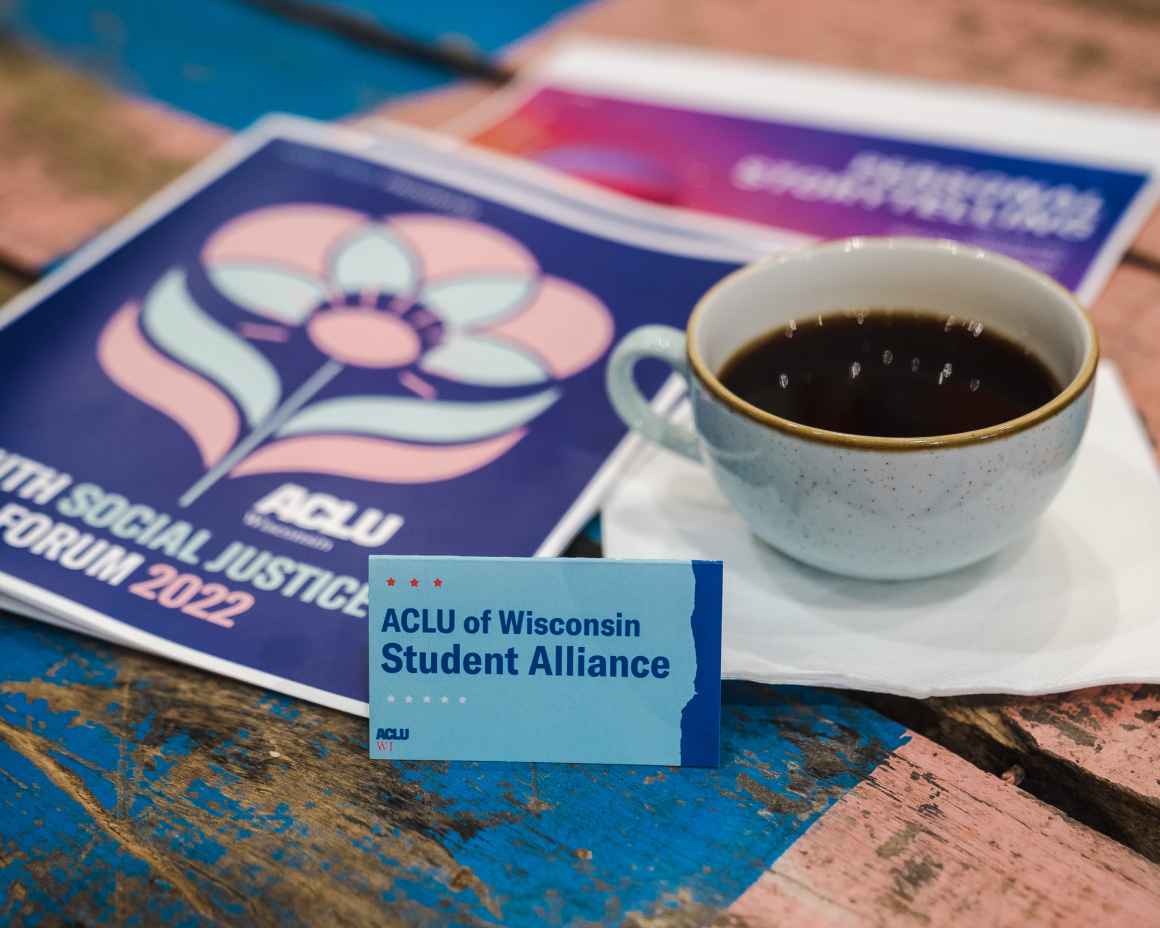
479,38,1160,171
12,589,1160,699
449,37,1160,307
0,571,370,715
277,115,801,260
536,374,686,556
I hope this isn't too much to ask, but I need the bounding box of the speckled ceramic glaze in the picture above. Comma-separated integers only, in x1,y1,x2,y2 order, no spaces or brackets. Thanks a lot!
607,238,1098,580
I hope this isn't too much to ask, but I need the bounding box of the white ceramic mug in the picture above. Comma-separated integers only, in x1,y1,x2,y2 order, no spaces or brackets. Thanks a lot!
607,237,1098,580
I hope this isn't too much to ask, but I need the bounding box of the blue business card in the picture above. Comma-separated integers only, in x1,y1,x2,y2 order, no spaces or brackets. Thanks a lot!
368,557,722,766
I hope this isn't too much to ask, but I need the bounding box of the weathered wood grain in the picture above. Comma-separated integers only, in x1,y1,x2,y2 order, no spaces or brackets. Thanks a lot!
864,685,1160,866
1091,263,1160,451
373,0,1160,117
552,0,1160,111
0,613,909,927
723,736,1160,926
0,36,221,270
6,614,1160,926
0,266,26,305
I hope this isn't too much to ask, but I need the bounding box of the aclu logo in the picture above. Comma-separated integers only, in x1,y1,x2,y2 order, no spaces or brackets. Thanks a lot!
375,727,410,753
248,483,404,548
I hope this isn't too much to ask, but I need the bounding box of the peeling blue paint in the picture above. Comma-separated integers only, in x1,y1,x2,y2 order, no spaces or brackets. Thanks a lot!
0,614,907,925
382,686,906,924
258,695,302,721
1,0,583,129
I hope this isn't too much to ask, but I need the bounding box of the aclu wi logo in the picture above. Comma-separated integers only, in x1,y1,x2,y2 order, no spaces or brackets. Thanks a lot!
246,483,405,551
375,727,410,753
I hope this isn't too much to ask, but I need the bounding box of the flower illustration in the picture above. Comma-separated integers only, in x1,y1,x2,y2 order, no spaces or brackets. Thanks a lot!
203,205,613,387
97,205,614,507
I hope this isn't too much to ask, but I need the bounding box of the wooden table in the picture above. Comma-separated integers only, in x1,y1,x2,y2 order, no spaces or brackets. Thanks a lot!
2,1,1160,924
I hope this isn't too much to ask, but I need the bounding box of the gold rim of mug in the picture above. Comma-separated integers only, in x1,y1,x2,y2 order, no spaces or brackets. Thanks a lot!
685,237,1100,452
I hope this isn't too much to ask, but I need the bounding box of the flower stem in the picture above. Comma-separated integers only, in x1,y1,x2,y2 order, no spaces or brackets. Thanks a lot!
178,359,345,508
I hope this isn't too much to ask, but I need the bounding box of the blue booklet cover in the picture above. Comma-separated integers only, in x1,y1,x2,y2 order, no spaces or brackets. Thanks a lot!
0,116,771,713
368,557,722,766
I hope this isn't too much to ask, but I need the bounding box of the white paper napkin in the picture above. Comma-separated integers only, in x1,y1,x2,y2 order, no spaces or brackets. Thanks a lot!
604,362,1160,697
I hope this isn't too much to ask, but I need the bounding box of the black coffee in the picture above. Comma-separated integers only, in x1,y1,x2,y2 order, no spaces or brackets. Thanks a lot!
719,310,1060,437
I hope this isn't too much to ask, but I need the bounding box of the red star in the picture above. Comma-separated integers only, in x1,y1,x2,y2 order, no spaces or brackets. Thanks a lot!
386,577,396,587
433,578,443,588
409,578,419,588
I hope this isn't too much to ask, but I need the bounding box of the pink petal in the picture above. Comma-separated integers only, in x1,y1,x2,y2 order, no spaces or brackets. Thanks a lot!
98,303,240,467
229,430,526,484
203,204,365,279
389,214,536,283
484,276,614,379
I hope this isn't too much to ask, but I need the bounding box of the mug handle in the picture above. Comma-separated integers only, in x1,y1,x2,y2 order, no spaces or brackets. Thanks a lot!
606,325,701,462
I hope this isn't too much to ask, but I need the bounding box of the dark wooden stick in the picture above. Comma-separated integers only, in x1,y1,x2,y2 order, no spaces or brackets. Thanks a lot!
237,0,516,84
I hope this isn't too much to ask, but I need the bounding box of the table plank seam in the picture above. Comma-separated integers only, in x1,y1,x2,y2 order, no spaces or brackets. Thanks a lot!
860,693,1160,865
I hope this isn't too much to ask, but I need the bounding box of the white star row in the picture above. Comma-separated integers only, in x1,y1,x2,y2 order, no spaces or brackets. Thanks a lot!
386,695,467,704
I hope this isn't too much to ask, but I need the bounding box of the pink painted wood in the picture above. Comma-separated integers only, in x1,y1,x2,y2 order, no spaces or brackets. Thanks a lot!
727,736,1160,926
0,39,222,269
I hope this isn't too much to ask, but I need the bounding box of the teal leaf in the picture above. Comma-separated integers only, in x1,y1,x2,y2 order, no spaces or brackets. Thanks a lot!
419,334,549,387
278,388,559,444
330,226,418,295
207,264,325,325
142,269,282,426
421,275,534,327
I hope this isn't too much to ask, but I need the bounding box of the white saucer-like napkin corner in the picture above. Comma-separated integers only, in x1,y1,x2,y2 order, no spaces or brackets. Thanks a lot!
603,361,1160,697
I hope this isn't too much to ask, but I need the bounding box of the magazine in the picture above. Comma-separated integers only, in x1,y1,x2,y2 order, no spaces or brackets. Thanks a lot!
0,115,784,714
457,39,1160,304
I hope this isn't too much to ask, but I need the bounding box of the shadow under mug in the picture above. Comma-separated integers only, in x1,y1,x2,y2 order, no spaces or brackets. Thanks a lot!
606,237,1098,580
